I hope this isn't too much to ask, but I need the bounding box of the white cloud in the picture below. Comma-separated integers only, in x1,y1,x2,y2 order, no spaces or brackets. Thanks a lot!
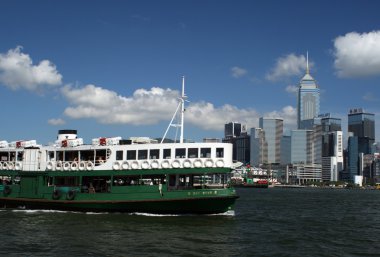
263,105,297,129
362,92,378,102
60,84,297,133
48,118,66,126
333,31,380,78
285,85,298,95
186,102,259,130
61,84,179,125
0,46,62,91
231,66,248,78
266,53,310,81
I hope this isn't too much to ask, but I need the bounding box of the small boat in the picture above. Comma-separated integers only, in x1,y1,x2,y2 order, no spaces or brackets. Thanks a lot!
0,78,238,214
231,166,269,188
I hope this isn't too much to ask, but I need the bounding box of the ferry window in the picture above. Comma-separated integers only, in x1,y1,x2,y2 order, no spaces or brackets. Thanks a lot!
56,151,64,161
138,150,148,160
216,148,224,158
80,150,94,162
54,176,79,186
44,176,54,186
95,150,107,161
149,149,160,159
116,150,123,161
17,152,23,161
127,150,136,160
163,149,171,159
188,148,198,158
201,148,211,158
48,151,55,160
10,152,16,161
175,148,186,158
0,152,8,161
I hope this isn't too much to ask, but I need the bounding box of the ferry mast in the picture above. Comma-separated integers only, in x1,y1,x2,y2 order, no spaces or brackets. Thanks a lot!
161,76,187,143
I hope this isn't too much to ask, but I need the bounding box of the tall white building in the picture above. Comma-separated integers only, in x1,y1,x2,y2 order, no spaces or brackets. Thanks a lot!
297,54,320,129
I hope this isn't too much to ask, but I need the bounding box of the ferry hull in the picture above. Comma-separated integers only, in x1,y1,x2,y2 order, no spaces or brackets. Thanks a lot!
0,195,238,214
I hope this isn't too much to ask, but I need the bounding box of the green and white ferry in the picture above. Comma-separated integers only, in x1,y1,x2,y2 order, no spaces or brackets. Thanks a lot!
0,78,238,214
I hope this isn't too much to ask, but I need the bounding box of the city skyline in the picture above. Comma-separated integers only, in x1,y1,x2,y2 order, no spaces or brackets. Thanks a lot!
0,1,380,144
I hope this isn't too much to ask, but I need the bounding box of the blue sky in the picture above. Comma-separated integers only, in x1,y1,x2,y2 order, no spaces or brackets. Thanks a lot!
1,0,380,144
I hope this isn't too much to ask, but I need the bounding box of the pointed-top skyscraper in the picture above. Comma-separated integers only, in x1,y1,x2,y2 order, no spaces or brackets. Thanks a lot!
297,52,320,129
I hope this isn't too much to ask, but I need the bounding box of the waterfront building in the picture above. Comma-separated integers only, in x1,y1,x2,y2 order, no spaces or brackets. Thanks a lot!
313,114,343,182
235,132,250,165
347,109,375,181
294,163,322,184
348,108,375,154
297,54,320,130
223,122,250,164
321,131,343,182
203,138,220,143
290,129,313,164
347,133,359,181
281,135,291,165
373,153,380,183
250,128,267,166
224,122,242,139
259,117,283,164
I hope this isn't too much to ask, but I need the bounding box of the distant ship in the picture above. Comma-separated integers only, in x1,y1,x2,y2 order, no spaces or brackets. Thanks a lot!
0,78,238,214
231,166,269,188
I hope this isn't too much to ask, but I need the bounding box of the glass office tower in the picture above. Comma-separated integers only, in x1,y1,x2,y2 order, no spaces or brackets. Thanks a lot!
297,56,320,129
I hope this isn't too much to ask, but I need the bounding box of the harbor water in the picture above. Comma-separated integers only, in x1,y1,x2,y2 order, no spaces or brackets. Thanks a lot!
1,188,380,256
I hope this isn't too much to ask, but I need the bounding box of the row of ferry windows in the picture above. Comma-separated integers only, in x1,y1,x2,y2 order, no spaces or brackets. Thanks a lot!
116,147,224,161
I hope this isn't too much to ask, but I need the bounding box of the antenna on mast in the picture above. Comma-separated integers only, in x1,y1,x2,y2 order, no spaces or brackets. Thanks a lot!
306,51,310,74
161,76,187,143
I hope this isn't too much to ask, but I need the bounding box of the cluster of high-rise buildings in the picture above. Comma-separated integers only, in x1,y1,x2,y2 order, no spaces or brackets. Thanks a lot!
221,57,379,185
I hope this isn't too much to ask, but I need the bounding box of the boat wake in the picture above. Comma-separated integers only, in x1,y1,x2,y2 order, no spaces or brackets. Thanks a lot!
128,210,235,217
9,208,235,216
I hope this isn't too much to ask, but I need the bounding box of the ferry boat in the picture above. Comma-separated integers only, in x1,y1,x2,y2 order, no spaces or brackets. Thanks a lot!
0,78,238,214
231,167,269,188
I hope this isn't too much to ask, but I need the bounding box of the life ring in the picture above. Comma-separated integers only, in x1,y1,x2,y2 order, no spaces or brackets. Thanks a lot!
183,159,192,168
46,161,54,171
112,161,121,170
216,160,225,167
86,161,94,171
151,160,160,169
141,161,150,169
66,190,76,200
161,160,170,169
15,162,22,171
56,161,63,171
2,162,8,170
131,161,139,170
193,159,203,168
205,159,214,168
121,161,129,170
7,162,14,170
3,185,11,196
171,160,181,168
63,162,71,171
52,189,61,200
71,162,78,171
0,162,3,170
78,162,86,171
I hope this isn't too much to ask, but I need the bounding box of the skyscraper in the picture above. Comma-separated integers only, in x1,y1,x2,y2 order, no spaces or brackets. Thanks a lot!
347,108,376,181
250,128,267,166
224,122,242,139
297,54,320,129
348,108,375,154
259,118,283,164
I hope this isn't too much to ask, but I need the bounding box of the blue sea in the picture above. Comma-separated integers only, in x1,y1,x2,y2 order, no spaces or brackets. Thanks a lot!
1,188,380,256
